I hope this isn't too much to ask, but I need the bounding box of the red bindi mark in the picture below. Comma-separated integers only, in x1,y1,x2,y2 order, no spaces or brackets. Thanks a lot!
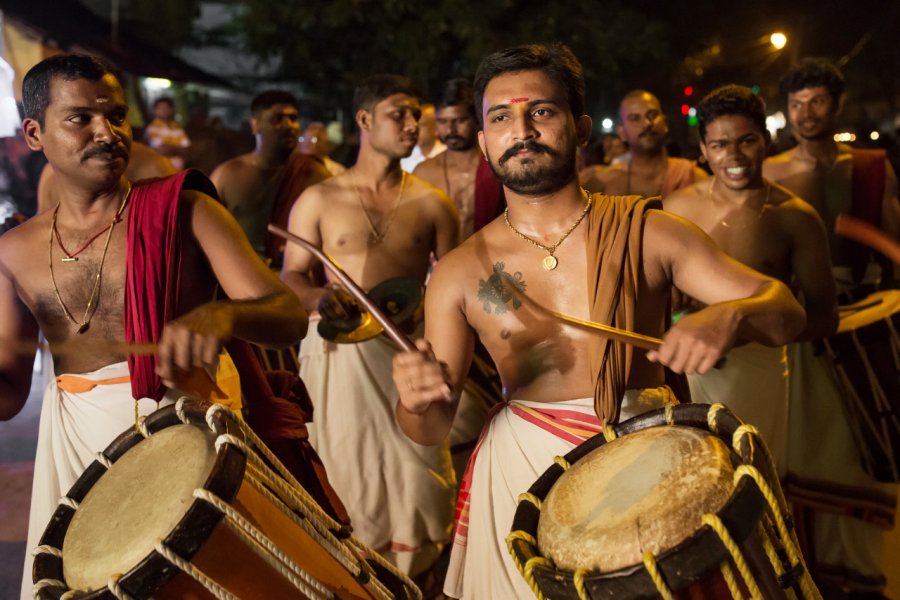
509,97,529,103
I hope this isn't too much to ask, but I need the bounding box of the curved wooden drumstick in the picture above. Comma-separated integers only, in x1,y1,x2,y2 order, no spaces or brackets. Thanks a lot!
503,280,662,351
835,213,900,265
268,225,417,352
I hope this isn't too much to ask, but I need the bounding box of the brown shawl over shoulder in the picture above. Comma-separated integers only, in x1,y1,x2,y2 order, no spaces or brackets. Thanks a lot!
585,193,661,424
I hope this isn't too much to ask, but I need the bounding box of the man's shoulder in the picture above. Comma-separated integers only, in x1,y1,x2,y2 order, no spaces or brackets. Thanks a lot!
0,212,48,272
662,180,706,212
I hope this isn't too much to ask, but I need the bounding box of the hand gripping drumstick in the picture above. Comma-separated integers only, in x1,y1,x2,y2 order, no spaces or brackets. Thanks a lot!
835,213,900,265
268,225,417,352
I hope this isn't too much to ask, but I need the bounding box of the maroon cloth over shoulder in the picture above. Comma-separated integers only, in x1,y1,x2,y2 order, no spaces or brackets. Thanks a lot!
123,169,350,527
473,157,505,233
265,151,326,264
126,170,213,401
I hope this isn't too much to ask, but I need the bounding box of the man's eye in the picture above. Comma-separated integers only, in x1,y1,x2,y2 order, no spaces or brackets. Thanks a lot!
491,114,509,123
534,108,552,118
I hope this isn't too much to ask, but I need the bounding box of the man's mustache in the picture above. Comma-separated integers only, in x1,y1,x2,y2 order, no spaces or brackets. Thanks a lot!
499,140,554,165
442,135,467,144
82,143,128,161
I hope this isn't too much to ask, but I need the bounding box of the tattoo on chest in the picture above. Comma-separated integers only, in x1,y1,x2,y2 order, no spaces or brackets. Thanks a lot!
477,262,526,314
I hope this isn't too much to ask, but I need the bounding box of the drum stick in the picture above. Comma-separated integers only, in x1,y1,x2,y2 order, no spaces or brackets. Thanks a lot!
835,214,900,265
502,282,663,351
268,225,417,352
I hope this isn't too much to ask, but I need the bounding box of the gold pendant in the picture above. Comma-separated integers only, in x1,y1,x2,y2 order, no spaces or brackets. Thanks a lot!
62,257,78,262
542,255,558,271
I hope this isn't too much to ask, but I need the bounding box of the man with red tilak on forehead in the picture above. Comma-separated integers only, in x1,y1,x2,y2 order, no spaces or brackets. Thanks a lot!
0,54,310,600
391,43,806,598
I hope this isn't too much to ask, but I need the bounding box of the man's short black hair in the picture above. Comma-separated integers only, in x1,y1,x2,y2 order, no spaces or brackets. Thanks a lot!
152,96,175,109
251,90,299,115
352,74,420,114
22,53,116,127
437,78,477,119
697,84,767,141
473,43,585,125
779,57,845,104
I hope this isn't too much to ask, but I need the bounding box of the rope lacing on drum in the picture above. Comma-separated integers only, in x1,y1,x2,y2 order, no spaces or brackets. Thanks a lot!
602,424,617,442
642,551,674,600
192,488,332,599
518,492,543,510
32,544,62,558
664,404,675,426
154,540,240,600
95,452,113,469
573,568,590,600
205,407,416,600
58,496,79,510
732,424,759,462
32,578,67,597
138,416,150,439
701,513,764,598
718,561,743,598
708,403,727,434
106,573,135,600
504,532,548,600
175,396,191,424
553,455,571,470
733,465,820,599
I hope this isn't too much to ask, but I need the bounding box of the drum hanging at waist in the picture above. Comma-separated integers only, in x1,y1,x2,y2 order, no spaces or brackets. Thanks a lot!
508,403,821,599
32,398,421,600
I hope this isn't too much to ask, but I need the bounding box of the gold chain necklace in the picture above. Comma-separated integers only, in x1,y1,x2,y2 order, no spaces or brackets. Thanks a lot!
352,170,406,245
709,176,770,229
49,182,132,334
504,188,593,271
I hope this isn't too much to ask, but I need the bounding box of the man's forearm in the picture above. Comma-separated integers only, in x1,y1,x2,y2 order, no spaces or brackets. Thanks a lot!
282,270,329,313
395,396,456,446
734,280,806,346
223,290,308,348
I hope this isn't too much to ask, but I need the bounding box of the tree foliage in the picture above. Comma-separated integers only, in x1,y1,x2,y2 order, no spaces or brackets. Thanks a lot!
237,0,669,117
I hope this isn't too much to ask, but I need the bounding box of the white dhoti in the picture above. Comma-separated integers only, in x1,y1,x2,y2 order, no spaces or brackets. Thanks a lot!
688,343,789,474
444,388,674,599
299,319,455,577
786,341,897,593
20,362,173,600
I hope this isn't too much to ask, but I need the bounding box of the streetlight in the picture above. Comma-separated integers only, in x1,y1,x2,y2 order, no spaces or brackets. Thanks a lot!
770,32,787,50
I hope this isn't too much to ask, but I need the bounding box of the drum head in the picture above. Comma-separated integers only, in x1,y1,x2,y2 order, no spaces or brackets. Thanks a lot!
537,425,734,572
63,424,218,591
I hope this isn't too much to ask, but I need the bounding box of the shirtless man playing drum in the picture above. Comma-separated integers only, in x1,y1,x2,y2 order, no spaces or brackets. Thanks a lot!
0,53,307,600
391,43,805,599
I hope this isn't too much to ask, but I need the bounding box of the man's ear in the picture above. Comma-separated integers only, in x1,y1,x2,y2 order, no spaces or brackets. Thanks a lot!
21,118,44,151
615,124,625,141
478,130,486,157
575,115,593,147
250,116,260,136
699,139,709,163
356,109,372,131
